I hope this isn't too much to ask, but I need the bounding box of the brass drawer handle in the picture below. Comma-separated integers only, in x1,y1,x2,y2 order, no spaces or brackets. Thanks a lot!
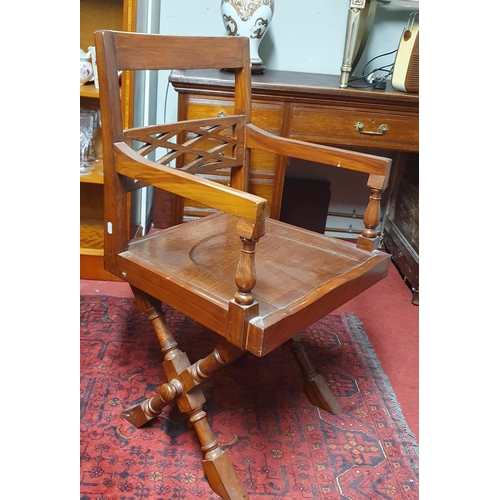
354,121,388,136
217,111,227,117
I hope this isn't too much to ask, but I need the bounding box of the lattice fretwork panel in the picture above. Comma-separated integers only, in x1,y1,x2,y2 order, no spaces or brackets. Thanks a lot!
123,115,245,174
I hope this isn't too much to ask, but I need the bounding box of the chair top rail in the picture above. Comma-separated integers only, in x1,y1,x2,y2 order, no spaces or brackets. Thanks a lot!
97,30,251,72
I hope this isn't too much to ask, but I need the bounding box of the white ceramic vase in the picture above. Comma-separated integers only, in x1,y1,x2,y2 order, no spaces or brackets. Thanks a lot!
221,0,275,73
80,48,93,85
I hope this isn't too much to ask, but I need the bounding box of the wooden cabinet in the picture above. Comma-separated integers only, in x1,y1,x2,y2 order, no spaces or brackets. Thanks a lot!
383,152,419,304
80,0,136,280
168,69,419,300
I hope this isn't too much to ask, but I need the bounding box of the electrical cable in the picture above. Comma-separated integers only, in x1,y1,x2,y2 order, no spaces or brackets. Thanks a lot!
347,48,397,90
157,69,174,165
163,69,174,123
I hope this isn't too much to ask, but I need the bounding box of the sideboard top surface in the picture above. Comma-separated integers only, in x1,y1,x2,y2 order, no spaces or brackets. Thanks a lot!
169,69,419,111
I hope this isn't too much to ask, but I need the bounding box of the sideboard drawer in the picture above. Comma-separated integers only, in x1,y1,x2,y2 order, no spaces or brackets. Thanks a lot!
289,104,418,152
185,96,283,133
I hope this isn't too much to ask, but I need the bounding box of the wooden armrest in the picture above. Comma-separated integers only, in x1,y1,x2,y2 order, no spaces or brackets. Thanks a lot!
245,124,391,252
114,142,266,239
245,123,392,189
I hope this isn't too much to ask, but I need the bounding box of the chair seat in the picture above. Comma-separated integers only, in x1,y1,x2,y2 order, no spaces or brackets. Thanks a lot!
119,212,390,355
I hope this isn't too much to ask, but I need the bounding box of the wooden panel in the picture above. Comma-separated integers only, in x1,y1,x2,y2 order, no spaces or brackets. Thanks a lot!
80,0,124,50
289,104,418,152
81,184,105,255
385,153,419,254
383,222,418,305
81,220,104,253
185,97,282,132
80,254,123,281
81,183,104,222
391,171,419,251
383,153,419,304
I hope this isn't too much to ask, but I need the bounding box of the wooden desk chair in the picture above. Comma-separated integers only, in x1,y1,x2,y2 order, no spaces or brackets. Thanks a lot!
95,30,392,500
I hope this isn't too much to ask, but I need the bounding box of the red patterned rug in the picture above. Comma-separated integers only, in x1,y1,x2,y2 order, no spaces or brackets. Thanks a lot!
80,295,418,499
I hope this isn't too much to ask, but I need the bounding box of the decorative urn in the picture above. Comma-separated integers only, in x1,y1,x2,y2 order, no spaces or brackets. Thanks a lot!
221,0,275,73
80,48,93,85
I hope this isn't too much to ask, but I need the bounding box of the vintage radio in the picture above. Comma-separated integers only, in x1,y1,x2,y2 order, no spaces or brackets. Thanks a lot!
392,12,419,93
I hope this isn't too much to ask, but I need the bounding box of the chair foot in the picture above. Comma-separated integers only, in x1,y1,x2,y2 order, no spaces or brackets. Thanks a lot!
121,400,160,428
303,373,342,414
191,408,248,499
287,336,342,415
203,450,248,500
122,380,183,428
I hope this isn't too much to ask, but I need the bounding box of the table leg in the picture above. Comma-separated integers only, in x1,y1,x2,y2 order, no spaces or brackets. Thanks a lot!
339,0,378,88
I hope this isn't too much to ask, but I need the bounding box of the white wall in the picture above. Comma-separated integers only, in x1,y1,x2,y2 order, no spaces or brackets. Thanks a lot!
158,1,414,72
155,0,417,122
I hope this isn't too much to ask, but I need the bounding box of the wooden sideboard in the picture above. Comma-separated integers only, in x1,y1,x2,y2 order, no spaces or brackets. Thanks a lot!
165,69,419,303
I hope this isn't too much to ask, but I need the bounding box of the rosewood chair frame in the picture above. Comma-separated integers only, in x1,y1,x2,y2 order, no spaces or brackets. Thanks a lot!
95,30,392,499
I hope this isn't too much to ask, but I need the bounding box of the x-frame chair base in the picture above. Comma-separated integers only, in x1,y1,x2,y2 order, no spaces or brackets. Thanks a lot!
121,287,341,500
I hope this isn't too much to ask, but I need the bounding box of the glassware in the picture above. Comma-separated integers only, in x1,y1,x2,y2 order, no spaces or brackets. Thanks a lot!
80,108,101,164
80,114,94,175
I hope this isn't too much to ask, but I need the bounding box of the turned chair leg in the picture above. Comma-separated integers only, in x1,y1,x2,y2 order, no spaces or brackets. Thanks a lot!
122,287,248,499
286,335,342,415
121,287,185,427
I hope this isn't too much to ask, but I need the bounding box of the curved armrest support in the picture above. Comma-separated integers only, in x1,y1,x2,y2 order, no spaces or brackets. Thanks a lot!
245,123,392,188
114,142,266,239
245,123,392,251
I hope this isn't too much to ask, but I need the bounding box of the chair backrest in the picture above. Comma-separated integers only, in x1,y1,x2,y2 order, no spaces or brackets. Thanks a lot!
95,31,252,143
95,31,258,273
